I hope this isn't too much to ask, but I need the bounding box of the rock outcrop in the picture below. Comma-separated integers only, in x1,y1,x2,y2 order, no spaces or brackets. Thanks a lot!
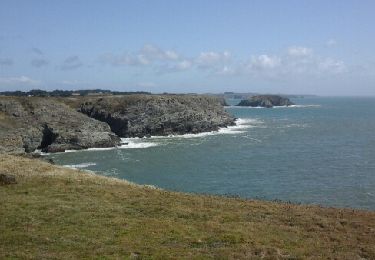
76,95,235,138
0,94,235,153
237,95,294,108
0,97,120,153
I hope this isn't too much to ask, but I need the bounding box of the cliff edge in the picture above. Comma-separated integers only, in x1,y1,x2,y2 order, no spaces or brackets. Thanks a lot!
74,95,235,138
0,97,120,153
0,95,235,153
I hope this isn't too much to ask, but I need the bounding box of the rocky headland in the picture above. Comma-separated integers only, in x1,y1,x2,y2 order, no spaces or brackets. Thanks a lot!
0,94,235,153
0,96,120,153
237,95,294,108
76,95,235,138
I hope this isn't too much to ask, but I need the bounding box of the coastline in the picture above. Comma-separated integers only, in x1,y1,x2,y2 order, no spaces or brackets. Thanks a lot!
34,117,255,155
1,154,375,258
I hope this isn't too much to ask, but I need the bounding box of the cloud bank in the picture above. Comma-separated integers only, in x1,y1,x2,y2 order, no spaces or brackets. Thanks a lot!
98,44,346,80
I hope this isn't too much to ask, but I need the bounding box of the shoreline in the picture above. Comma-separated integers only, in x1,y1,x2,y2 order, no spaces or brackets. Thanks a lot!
34,117,256,155
1,154,375,258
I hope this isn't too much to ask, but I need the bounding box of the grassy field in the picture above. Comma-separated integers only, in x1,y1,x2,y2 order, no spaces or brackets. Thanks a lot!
1,155,374,259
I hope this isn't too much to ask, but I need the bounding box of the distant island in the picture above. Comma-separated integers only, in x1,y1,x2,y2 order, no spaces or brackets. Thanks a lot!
237,95,295,108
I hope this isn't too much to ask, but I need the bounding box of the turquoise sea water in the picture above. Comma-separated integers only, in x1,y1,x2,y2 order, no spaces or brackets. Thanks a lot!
48,97,375,210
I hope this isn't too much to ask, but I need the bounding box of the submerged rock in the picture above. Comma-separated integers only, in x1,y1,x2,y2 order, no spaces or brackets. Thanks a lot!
237,95,294,108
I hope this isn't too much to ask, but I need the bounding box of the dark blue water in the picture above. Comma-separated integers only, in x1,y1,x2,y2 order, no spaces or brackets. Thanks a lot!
48,97,375,210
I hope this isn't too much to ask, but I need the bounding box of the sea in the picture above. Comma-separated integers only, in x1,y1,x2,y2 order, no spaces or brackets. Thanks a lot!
47,97,375,210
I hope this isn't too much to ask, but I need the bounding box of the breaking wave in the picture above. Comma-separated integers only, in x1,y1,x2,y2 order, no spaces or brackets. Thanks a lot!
63,162,97,169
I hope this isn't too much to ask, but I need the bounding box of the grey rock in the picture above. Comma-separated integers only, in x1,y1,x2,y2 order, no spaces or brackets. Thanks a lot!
0,97,120,153
0,94,235,153
78,95,235,138
237,95,294,108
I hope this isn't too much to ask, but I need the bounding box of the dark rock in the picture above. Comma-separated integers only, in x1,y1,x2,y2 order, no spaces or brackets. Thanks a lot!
237,95,294,108
0,173,17,185
0,94,235,153
0,97,121,153
78,95,235,138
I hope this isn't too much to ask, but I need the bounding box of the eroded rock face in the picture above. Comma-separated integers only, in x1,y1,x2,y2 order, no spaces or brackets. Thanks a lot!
78,95,235,138
0,97,120,153
0,94,235,153
237,95,294,108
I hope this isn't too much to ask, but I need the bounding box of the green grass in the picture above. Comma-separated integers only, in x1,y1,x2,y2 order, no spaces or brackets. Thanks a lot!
1,155,375,259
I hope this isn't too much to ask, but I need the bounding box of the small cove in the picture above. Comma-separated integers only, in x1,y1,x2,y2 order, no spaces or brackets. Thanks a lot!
48,97,375,210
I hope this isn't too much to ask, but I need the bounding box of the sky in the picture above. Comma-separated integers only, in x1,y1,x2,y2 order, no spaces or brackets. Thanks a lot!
1,0,375,95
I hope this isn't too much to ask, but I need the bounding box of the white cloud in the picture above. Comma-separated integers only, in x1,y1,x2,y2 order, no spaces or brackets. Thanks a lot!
165,50,179,60
0,76,40,86
196,51,231,67
216,66,236,76
287,46,313,57
140,44,180,61
99,44,180,67
98,44,347,80
318,58,346,73
175,60,193,70
249,54,281,70
236,46,346,79
99,53,144,66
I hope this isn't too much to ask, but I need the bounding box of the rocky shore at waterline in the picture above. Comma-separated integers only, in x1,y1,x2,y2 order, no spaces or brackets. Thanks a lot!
77,95,235,138
0,94,235,154
237,95,294,108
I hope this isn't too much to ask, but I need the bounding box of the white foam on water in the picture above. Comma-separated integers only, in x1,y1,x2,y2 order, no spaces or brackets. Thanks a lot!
63,162,97,169
142,118,262,139
33,149,49,156
225,106,264,109
36,118,260,154
119,139,159,149
87,147,116,151
280,123,310,129
226,105,320,109
275,104,321,108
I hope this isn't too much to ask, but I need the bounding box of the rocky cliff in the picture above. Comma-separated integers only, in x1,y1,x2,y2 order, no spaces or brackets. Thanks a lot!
237,95,294,108
0,94,235,153
0,97,120,153
75,95,235,138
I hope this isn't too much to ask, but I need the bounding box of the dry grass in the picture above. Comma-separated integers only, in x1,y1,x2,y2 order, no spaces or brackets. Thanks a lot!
1,154,375,259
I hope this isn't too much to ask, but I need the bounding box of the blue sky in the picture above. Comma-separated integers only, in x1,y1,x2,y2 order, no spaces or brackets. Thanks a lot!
1,0,375,95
